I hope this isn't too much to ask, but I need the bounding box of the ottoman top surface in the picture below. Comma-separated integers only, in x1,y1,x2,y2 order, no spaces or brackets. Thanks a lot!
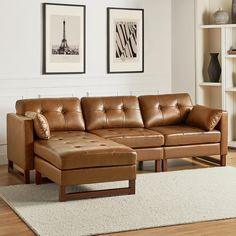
34,131,136,170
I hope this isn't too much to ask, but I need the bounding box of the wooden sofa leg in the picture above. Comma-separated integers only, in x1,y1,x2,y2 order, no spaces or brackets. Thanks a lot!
220,155,226,166
24,170,30,184
162,160,167,172
155,160,162,172
8,160,13,172
138,161,143,170
8,160,30,184
35,171,42,185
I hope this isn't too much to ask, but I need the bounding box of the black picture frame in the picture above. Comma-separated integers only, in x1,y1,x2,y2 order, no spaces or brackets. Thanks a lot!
43,3,86,74
107,7,144,74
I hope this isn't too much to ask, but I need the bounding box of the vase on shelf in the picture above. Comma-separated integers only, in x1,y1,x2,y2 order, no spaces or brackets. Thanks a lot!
213,8,229,24
208,53,221,83
233,0,236,23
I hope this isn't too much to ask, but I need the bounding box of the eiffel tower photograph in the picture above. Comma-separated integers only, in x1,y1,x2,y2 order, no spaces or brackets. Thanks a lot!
43,3,85,74
51,17,80,56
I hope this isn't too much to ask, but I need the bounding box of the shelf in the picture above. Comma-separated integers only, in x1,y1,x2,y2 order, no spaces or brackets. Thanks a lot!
199,82,222,87
225,55,236,58
226,87,236,92
201,24,236,29
229,141,236,148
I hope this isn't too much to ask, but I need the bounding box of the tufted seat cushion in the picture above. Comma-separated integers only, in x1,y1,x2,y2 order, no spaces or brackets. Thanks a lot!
150,125,221,146
34,131,136,170
139,93,193,128
16,97,85,131
90,128,164,148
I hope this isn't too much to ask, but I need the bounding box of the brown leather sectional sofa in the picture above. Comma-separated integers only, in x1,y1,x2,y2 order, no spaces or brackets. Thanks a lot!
7,93,228,201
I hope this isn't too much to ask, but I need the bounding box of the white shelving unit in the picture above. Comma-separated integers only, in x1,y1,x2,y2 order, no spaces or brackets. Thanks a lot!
201,24,236,29
196,0,236,148
226,87,236,92
199,82,222,87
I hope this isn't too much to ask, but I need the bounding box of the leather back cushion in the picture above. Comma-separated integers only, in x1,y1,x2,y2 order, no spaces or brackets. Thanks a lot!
81,96,144,130
16,97,85,131
139,93,193,128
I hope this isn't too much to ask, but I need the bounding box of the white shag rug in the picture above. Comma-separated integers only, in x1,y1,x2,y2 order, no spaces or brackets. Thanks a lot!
1,167,236,236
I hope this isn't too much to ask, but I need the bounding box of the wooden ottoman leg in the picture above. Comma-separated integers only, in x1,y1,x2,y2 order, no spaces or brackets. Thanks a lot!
162,159,168,172
220,155,226,166
35,171,42,185
129,179,136,194
155,160,162,172
59,186,66,202
58,179,136,202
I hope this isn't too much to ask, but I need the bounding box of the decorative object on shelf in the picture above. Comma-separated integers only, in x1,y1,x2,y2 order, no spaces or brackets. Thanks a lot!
233,0,236,23
213,8,229,24
228,47,236,55
107,8,144,73
43,3,86,74
208,53,221,82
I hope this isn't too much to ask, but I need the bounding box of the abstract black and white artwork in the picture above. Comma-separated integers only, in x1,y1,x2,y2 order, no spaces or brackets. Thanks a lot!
43,3,86,74
115,21,137,60
107,8,144,73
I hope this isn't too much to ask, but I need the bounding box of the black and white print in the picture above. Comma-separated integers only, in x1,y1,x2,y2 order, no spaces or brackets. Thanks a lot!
43,3,86,74
51,17,80,56
107,8,144,73
115,21,137,61
50,15,81,64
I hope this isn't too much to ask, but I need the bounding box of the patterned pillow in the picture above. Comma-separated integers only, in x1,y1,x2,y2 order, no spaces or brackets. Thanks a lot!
25,111,51,140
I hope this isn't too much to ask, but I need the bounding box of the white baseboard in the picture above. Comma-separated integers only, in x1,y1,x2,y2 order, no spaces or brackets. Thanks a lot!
0,145,7,165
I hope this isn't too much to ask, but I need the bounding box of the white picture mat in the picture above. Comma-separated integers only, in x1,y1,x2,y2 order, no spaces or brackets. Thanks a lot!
109,9,143,72
45,4,85,73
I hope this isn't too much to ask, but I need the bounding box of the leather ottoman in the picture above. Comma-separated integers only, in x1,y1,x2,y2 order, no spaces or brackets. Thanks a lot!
34,131,137,201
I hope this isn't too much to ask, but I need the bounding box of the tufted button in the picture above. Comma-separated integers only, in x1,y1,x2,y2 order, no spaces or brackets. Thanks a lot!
74,146,81,148
159,105,162,109
58,138,63,140
100,144,106,146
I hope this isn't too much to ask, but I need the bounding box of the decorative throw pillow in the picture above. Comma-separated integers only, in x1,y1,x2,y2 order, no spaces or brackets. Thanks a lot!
25,111,51,140
186,105,222,131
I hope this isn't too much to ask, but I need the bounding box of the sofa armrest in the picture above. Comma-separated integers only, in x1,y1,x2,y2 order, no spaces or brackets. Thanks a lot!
215,111,228,155
7,113,34,170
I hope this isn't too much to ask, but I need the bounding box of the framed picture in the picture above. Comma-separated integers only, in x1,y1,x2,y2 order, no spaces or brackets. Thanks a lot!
107,7,144,74
43,3,86,74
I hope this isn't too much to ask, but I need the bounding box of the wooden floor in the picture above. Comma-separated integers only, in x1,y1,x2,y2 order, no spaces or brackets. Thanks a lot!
1,151,236,236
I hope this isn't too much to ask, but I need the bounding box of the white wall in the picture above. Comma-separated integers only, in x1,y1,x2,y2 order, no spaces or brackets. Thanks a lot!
171,0,196,102
0,0,172,164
